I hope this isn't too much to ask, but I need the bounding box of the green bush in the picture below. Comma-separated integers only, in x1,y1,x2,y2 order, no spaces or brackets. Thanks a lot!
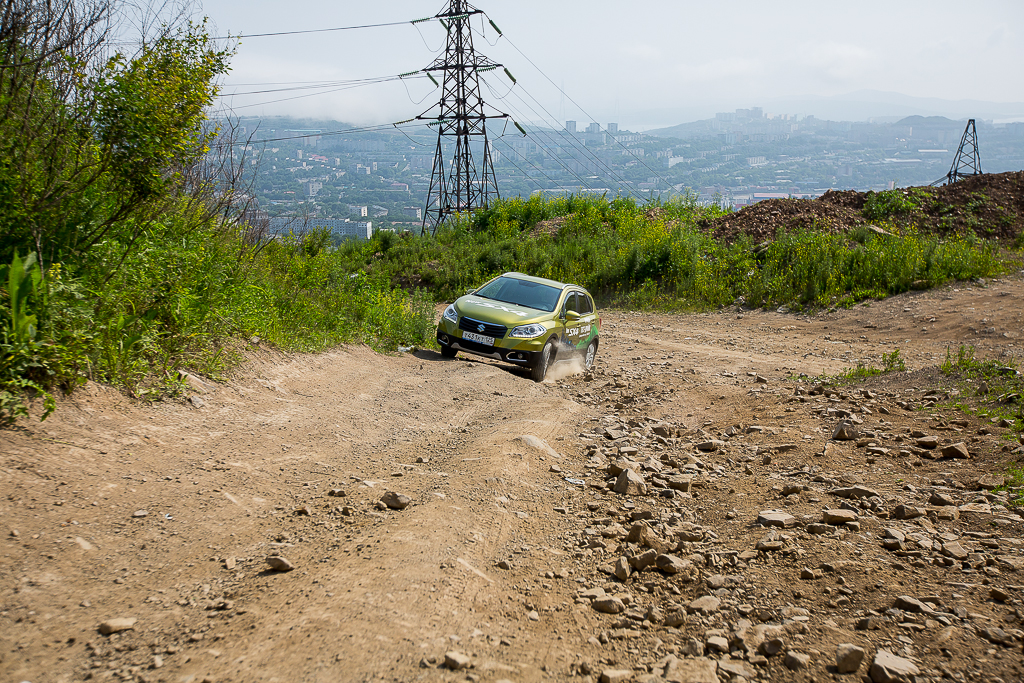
862,188,928,221
0,7,437,423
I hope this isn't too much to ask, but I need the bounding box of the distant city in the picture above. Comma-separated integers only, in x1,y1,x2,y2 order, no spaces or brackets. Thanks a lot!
232,109,1024,240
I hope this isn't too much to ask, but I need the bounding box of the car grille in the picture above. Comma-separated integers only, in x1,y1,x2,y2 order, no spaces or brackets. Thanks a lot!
458,316,507,339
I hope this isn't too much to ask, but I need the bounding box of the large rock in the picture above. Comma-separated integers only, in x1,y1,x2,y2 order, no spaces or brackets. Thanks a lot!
444,651,471,670
996,555,1024,572
687,595,721,614
832,422,858,440
869,650,919,683
613,556,632,581
98,618,136,635
592,596,625,614
626,522,670,552
830,485,880,500
608,458,641,476
665,474,692,491
836,643,866,674
655,554,694,576
381,491,412,510
513,434,561,457
823,509,858,525
600,670,633,683
941,541,969,561
784,651,811,670
756,532,784,551
976,474,1005,490
696,440,725,452
893,596,935,614
716,659,755,679
629,548,658,571
915,435,939,449
892,505,925,520
266,555,295,572
940,442,970,459
663,656,719,683
614,469,647,496
757,510,797,528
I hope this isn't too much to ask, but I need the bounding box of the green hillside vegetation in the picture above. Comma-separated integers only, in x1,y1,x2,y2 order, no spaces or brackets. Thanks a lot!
0,0,434,423
340,192,1009,310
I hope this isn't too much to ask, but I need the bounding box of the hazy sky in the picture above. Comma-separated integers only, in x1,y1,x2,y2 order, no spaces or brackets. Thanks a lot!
202,0,1024,129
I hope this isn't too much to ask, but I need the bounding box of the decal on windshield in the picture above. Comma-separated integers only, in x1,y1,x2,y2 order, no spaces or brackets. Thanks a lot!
471,300,529,317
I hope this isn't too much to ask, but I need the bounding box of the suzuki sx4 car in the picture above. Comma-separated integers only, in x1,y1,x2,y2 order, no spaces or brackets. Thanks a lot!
436,272,600,382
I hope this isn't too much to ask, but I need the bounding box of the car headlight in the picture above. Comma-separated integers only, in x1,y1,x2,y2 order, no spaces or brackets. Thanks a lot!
510,323,546,338
443,304,458,325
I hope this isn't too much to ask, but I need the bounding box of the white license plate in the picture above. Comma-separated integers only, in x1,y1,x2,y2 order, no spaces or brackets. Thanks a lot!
462,331,494,346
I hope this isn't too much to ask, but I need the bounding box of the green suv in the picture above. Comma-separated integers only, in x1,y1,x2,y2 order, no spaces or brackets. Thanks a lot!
436,272,601,381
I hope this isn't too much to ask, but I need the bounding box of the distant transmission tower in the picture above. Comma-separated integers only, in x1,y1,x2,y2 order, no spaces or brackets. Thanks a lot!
419,0,507,236
947,118,982,184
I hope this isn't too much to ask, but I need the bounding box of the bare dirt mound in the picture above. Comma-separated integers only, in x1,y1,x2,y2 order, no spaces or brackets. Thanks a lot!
707,197,866,243
706,170,1024,244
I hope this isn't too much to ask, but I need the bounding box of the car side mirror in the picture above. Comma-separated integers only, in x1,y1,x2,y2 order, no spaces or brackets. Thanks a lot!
465,287,476,295
565,310,581,321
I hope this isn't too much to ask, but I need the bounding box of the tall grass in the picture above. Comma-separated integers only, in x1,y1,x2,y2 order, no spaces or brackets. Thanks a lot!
337,193,1008,311
1,216,435,423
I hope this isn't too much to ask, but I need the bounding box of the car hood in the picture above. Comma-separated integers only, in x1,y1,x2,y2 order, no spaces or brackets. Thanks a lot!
455,295,552,326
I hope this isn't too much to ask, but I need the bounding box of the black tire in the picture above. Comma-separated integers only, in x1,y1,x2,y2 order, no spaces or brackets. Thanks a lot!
531,340,555,382
440,344,457,358
583,339,598,371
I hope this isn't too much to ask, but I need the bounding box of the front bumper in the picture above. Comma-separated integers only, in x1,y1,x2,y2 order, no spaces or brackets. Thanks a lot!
436,322,546,368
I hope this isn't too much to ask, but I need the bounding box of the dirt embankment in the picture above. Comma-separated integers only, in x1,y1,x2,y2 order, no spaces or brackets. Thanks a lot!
706,171,1024,244
2,275,1024,683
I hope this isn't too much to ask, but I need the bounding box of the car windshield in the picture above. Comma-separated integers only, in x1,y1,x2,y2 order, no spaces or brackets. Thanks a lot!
474,276,562,312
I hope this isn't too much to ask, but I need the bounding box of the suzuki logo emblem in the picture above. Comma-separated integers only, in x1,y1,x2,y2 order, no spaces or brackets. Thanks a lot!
477,324,485,332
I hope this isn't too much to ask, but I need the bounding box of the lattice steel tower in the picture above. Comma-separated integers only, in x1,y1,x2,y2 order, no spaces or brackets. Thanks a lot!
947,119,982,184
419,0,506,236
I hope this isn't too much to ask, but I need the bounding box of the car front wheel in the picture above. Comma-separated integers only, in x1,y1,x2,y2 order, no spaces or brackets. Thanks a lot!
531,340,555,382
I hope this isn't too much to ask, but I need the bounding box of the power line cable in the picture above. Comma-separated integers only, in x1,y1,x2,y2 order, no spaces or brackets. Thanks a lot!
502,83,643,199
486,102,603,196
208,121,427,148
479,73,638,193
492,134,577,193
222,74,423,97
483,76,641,199
209,17,438,41
218,77,414,110
489,24,675,192
482,93,599,192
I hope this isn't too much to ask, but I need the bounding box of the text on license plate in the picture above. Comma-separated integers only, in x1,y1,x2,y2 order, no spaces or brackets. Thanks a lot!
462,331,494,346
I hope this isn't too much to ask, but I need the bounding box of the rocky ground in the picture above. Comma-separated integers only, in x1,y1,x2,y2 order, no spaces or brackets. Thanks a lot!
2,274,1023,683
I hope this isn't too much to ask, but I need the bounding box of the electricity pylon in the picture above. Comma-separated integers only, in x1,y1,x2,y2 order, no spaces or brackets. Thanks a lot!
947,119,982,184
419,0,506,236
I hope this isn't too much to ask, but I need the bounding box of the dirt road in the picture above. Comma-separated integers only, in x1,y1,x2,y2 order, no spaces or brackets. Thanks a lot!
3,274,1023,683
